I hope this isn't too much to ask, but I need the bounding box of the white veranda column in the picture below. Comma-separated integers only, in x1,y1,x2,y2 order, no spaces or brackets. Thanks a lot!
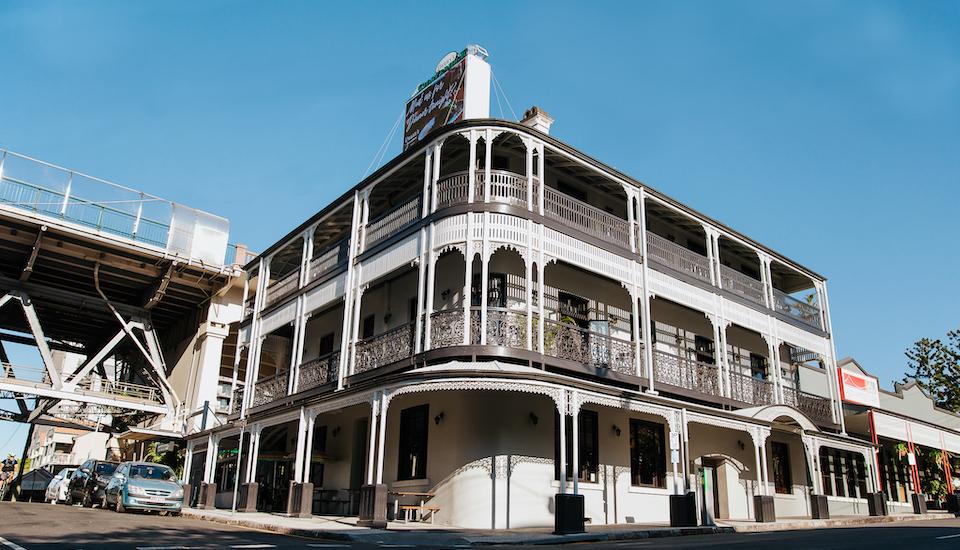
557,396,567,495
414,228,428,354
293,406,307,483
571,394,580,495
422,227,437,350
303,412,317,484
366,396,380,485
479,240,489,345
375,394,389,485
525,256,533,350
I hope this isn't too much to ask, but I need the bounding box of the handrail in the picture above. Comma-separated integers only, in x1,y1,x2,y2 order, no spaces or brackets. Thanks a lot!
727,369,775,406
309,239,348,282
772,288,822,330
543,186,630,246
782,386,832,424
265,267,301,306
251,371,289,408
354,321,414,374
719,264,766,306
297,351,341,392
652,349,721,397
645,232,712,283
365,196,421,247
0,149,232,267
541,316,636,376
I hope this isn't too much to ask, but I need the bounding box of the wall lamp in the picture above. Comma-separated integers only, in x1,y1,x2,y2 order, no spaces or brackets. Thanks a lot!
737,440,745,451
434,412,445,425
612,424,622,437
529,412,539,426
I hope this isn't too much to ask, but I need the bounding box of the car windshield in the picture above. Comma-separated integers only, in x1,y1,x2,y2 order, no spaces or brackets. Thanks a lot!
129,464,175,481
95,463,117,475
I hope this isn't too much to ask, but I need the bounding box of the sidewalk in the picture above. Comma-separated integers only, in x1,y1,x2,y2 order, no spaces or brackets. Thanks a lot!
182,508,729,545
182,507,954,546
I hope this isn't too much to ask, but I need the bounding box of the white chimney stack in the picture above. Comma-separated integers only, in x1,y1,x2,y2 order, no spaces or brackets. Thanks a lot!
521,106,554,134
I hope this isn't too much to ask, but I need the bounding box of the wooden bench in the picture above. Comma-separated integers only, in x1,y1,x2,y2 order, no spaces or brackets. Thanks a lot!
391,491,438,523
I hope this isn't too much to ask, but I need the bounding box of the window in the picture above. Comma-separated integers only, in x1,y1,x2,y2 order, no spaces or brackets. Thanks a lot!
472,273,507,307
819,448,867,498
397,405,429,481
558,291,589,328
819,449,833,496
854,453,868,498
361,315,375,339
630,419,666,488
318,333,335,356
772,442,792,494
750,353,768,380
694,335,714,364
554,410,599,483
310,425,328,487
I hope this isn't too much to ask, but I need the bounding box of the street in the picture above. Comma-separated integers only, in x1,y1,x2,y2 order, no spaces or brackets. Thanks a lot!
0,502,959,549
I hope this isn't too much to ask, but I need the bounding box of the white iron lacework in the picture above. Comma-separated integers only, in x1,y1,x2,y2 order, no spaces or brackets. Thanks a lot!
381,378,566,413
571,391,680,433
684,410,769,448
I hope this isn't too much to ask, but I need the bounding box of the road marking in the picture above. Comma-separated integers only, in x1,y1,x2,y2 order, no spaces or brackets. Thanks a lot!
230,546,276,549
306,545,350,548
136,547,196,550
0,537,27,550
380,546,416,548
935,533,960,540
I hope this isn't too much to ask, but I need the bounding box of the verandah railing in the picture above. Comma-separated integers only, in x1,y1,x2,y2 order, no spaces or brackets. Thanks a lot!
645,232,712,283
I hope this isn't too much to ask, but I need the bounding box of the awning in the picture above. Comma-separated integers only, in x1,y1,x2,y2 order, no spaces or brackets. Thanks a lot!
118,426,184,442
873,411,960,454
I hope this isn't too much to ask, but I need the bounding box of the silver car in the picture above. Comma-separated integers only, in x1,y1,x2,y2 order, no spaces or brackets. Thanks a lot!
103,461,183,515
44,467,76,504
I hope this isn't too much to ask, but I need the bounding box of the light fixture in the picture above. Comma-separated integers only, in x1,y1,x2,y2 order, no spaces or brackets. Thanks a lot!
612,424,621,437
529,412,539,426
434,412,445,425
737,439,745,451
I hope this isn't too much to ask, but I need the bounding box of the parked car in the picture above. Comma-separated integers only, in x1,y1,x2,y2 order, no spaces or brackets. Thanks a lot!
103,461,183,515
66,459,118,507
44,467,76,503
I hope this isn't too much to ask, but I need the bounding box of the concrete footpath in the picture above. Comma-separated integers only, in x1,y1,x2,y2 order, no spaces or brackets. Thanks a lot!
182,507,954,546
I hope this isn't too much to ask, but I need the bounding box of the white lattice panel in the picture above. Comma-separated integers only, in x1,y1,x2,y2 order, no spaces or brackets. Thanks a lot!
304,273,347,315
487,213,530,251
724,299,768,335
647,268,716,314
776,318,829,357
360,233,419,286
434,214,468,251
260,299,297,335
543,227,632,283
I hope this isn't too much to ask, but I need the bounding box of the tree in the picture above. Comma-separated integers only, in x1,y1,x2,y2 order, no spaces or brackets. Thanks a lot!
903,329,960,413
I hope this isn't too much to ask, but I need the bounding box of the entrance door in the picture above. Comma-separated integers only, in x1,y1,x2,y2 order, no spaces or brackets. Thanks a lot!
700,459,720,525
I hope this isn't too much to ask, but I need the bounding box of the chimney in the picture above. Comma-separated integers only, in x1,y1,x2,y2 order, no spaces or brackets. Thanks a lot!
520,106,554,134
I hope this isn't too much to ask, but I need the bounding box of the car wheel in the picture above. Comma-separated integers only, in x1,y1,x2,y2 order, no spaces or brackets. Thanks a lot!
115,496,125,513
100,493,109,510
82,491,93,508
64,492,73,506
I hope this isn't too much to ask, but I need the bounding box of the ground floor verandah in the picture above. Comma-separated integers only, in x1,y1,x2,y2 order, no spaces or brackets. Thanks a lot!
185,366,879,529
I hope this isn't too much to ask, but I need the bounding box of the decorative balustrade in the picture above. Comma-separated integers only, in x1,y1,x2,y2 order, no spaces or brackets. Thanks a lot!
543,186,630,247
430,310,465,348
251,371,289,408
652,349,722,398
297,352,340,392
719,264,766,306
265,268,300,307
231,385,244,414
365,196,421,247
772,289,823,330
484,308,528,349
727,370,775,406
542,318,636,376
782,386,833,425
354,322,414,374
645,232,712,283
476,170,534,207
309,240,347,282
436,172,470,208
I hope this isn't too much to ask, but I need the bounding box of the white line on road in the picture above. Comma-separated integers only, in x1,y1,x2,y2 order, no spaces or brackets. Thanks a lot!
305,545,350,548
136,547,197,550
935,533,960,540
230,546,277,549
0,537,27,550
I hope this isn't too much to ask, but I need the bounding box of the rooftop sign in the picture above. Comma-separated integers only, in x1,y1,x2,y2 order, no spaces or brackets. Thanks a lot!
403,45,490,151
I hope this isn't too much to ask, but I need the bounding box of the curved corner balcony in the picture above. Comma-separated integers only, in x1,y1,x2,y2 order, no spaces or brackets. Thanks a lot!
432,170,632,249
353,307,641,380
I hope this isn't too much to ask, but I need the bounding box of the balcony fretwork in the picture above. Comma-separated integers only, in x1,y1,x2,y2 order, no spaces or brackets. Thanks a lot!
252,371,288,408
365,196,421,247
782,386,832,425
297,352,341,392
652,350,722,399
354,322,414,374
646,232,712,283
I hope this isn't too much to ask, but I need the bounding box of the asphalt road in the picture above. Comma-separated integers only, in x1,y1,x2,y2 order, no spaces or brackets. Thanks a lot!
0,501,959,549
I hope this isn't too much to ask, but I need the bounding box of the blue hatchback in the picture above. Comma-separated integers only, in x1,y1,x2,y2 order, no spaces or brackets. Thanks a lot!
103,461,183,515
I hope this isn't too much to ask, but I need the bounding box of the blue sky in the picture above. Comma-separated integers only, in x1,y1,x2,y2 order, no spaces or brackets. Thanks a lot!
0,1,957,457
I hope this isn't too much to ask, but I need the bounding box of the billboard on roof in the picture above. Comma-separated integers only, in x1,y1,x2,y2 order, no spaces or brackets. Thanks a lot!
403,51,467,151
